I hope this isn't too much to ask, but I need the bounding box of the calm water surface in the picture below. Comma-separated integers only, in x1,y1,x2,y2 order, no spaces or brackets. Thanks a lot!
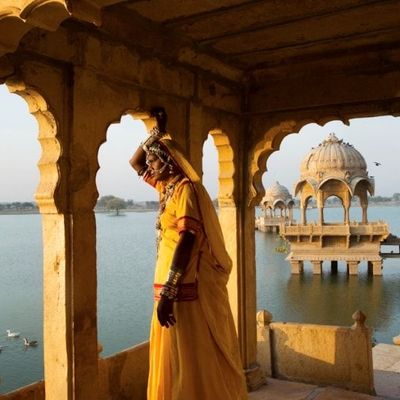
0,206,400,393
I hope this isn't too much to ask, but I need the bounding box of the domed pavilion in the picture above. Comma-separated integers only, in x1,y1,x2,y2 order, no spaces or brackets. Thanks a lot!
256,182,295,232
280,133,389,276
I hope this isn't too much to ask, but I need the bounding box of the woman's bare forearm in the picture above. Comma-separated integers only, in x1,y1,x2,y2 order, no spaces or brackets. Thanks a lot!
129,146,146,173
170,231,196,273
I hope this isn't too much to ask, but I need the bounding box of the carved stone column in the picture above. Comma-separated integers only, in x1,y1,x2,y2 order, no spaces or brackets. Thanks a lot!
372,260,383,275
311,260,322,274
290,260,304,274
347,261,359,275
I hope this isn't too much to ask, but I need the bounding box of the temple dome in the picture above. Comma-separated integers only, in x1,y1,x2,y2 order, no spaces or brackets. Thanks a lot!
300,133,368,180
295,133,374,196
262,182,293,207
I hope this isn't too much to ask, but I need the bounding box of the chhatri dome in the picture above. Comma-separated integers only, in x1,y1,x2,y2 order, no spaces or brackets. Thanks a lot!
261,181,293,208
294,133,374,225
296,133,374,196
257,182,295,232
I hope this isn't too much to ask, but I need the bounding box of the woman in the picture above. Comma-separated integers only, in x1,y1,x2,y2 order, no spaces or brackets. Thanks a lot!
130,108,248,400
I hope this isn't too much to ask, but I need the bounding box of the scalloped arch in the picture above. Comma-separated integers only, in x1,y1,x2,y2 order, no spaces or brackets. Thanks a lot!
5,77,60,213
0,0,128,57
318,177,352,195
94,108,152,198
207,129,235,205
249,115,353,207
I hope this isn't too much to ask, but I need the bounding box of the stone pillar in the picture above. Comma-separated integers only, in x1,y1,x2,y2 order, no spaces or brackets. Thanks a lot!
347,261,359,275
301,205,306,225
372,260,383,276
361,205,368,224
10,64,108,400
311,260,322,274
350,310,374,394
290,260,304,274
213,118,265,390
318,207,324,225
256,310,272,378
331,260,338,274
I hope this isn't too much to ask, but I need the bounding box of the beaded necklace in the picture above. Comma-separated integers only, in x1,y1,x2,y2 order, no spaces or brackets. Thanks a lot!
155,174,182,252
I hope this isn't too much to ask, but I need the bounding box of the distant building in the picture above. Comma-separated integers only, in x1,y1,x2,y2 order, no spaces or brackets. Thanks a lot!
280,133,389,275
256,181,295,233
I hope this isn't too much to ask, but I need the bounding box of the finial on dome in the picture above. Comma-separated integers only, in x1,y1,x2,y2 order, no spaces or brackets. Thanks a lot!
326,132,339,142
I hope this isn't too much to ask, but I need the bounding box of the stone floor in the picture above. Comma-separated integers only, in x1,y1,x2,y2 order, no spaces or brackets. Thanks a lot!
249,344,400,400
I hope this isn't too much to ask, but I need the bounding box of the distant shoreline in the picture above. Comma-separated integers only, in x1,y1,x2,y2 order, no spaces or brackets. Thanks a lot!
0,209,158,216
0,202,399,216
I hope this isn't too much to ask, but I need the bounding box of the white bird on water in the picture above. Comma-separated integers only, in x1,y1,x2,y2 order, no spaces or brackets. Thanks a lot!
23,337,38,347
6,329,20,338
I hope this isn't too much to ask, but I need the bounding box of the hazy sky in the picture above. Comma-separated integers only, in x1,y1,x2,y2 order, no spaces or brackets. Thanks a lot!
0,84,399,202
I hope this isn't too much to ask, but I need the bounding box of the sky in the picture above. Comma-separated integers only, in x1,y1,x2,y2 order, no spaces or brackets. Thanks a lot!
0,83,399,202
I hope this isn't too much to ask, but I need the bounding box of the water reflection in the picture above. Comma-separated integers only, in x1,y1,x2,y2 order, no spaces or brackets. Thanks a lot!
256,230,400,344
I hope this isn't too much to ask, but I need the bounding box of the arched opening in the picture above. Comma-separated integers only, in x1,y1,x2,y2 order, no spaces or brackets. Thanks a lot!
96,115,156,356
254,116,400,346
202,134,219,204
204,129,235,207
303,195,317,224
0,82,53,393
322,194,345,224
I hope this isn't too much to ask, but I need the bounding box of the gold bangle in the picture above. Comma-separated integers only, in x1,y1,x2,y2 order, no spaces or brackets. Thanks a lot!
166,269,183,287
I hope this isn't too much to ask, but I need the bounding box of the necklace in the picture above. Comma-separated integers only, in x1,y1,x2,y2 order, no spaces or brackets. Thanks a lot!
155,174,182,252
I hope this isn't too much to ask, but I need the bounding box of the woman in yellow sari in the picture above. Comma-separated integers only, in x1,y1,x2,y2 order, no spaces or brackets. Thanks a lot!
130,108,248,400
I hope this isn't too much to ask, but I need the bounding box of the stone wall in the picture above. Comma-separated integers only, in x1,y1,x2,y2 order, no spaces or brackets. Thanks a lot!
257,310,374,394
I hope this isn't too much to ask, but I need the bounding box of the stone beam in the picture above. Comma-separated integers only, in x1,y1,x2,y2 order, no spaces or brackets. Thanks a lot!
249,67,400,116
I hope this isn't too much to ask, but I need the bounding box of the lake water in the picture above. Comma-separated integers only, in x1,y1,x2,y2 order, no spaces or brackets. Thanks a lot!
1,206,400,393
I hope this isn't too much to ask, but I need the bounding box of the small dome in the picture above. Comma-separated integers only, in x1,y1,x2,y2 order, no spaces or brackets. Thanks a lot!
262,182,293,207
300,133,368,181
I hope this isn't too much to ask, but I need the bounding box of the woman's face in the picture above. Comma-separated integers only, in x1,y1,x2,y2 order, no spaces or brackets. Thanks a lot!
146,153,171,181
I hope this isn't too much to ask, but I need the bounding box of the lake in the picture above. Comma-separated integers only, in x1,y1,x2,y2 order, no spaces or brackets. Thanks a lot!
1,206,400,393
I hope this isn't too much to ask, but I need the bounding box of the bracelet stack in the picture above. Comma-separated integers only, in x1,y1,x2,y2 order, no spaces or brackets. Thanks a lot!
141,126,165,152
160,269,183,301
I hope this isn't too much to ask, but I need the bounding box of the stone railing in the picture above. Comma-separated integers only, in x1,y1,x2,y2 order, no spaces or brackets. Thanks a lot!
0,381,44,400
256,310,374,394
281,222,389,237
0,341,149,400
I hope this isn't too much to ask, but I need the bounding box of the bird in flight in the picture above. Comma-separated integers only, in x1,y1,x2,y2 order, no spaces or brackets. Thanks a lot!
373,162,382,166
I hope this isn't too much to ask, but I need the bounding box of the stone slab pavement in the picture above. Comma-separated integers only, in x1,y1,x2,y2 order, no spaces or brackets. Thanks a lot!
248,343,400,400
373,343,400,399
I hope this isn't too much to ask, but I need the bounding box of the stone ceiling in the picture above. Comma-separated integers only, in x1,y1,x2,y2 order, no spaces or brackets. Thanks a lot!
1,0,400,86
115,0,400,83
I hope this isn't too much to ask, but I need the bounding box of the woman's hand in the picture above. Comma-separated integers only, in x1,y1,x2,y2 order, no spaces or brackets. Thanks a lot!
157,296,176,328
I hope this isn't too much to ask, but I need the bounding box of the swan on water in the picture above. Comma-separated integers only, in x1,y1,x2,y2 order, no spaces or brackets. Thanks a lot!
6,330,20,338
23,337,38,347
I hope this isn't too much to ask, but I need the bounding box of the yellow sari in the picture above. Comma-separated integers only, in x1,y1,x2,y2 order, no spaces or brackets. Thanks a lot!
146,139,248,400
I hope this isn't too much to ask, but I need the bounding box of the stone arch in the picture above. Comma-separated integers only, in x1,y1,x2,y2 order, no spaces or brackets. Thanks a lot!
0,0,129,57
323,194,345,223
249,115,353,207
206,129,235,206
5,77,60,213
1,76,60,395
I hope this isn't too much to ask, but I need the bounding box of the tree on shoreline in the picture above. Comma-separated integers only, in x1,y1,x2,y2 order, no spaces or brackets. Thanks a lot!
104,197,127,216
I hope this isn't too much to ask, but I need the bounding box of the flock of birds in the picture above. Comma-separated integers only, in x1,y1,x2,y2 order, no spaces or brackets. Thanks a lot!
0,329,38,353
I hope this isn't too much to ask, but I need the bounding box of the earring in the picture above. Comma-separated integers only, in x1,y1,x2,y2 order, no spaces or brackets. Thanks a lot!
169,164,175,174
